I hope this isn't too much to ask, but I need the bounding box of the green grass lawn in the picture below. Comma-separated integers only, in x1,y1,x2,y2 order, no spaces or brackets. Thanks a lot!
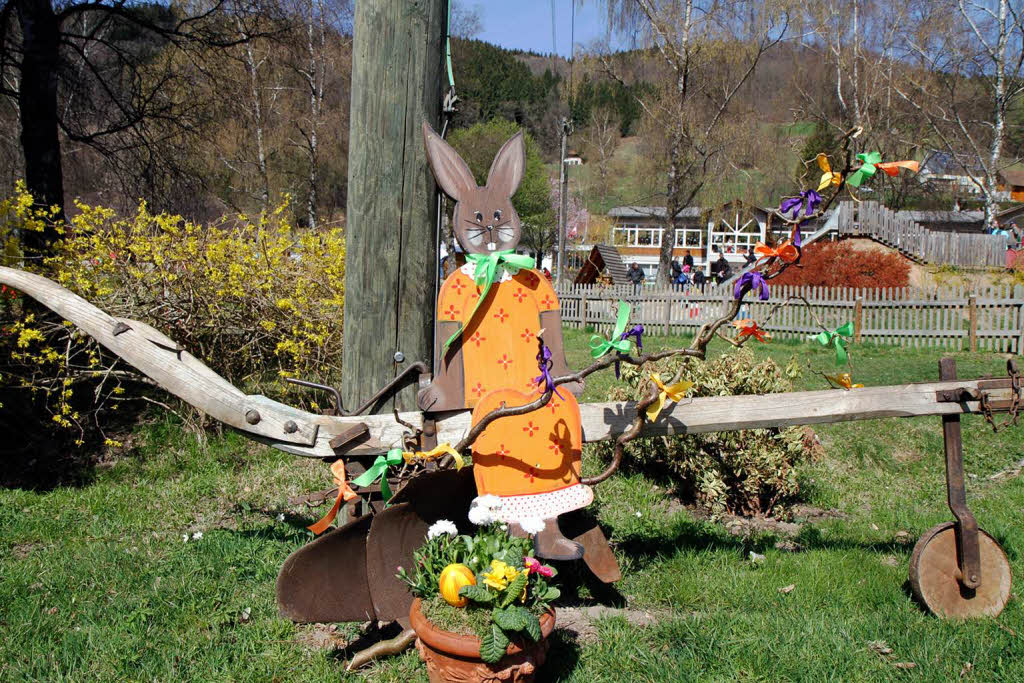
3,331,1024,681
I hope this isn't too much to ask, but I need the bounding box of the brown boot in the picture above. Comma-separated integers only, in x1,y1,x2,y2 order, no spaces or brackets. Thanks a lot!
533,518,584,561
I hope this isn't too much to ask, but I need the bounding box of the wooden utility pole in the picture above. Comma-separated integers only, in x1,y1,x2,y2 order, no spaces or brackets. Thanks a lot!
342,0,447,412
556,117,570,284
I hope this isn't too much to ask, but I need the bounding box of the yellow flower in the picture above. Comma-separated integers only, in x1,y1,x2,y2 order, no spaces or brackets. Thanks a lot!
481,560,510,590
481,560,523,591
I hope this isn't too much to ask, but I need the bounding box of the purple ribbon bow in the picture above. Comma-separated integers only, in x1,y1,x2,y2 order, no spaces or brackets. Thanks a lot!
534,345,564,400
615,324,645,378
734,271,769,301
792,222,803,248
779,190,822,219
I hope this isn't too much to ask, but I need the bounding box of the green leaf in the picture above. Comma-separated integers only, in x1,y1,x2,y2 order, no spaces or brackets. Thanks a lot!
499,572,528,608
459,584,495,603
521,612,542,641
492,607,528,632
479,624,509,663
542,587,560,601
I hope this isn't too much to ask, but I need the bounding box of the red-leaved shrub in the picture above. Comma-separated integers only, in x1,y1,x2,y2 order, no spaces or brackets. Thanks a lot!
770,240,910,288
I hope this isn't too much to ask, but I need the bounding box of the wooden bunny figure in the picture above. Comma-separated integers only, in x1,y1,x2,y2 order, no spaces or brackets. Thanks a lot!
418,122,589,560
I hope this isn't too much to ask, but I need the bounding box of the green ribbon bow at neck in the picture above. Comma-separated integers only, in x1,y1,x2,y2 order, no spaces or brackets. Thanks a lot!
847,152,881,188
590,301,634,358
816,321,855,365
443,250,535,350
351,448,404,502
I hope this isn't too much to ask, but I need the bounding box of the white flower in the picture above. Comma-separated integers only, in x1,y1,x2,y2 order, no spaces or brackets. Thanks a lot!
276,513,285,522
468,495,504,526
520,517,546,535
427,519,458,539
635,511,643,518
182,534,189,542
192,531,203,540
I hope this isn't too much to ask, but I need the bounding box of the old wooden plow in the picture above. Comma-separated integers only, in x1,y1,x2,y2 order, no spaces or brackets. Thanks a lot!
2,265,1018,624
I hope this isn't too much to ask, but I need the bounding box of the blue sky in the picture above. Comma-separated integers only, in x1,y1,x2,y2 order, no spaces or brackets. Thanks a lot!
473,1,611,57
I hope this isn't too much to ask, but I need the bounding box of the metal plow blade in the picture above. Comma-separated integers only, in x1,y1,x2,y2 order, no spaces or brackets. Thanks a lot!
276,468,477,625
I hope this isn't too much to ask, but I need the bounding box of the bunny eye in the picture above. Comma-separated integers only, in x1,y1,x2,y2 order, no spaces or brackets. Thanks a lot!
474,211,483,222
493,210,502,220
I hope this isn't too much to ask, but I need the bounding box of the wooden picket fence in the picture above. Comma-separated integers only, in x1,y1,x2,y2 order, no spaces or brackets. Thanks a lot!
556,283,1024,353
838,201,1006,267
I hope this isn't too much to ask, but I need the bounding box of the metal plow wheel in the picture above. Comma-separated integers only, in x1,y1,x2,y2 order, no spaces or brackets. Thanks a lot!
909,522,1012,619
275,467,477,625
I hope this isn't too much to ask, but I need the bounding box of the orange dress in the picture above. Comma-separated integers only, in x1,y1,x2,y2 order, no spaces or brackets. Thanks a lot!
437,265,593,522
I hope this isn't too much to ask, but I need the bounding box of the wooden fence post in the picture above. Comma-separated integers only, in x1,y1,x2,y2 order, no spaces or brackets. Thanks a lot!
854,297,863,343
580,292,588,329
663,297,671,336
969,295,978,352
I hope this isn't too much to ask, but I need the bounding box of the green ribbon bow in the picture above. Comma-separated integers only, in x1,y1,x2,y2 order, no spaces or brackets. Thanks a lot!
847,152,881,188
816,321,855,365
590,301,634,358
351,448,404,502
443,250,535,349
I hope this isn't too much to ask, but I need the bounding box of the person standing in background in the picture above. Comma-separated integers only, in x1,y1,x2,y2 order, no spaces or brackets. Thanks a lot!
628,262,645,293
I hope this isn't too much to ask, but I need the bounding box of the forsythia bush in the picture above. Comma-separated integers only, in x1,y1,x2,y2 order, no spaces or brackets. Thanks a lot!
585,349,814,519
1,182,345,437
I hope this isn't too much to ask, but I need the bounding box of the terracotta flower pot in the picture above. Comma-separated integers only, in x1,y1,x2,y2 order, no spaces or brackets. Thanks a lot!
409,598,556,683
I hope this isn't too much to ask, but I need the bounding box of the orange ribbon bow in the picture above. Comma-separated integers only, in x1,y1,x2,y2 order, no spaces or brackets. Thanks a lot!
825,372,864,390
733,319,771,342
754,240,799,264
307,460,359,535
876,160,920,177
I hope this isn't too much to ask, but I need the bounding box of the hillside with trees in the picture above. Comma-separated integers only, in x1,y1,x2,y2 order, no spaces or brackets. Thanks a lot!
0,0,1021,241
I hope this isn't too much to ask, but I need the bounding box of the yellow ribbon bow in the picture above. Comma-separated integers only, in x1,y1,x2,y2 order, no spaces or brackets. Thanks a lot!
307,460,359,535
645,373,694,422
825,372,864,390
816,153,842,191
402,442,465,470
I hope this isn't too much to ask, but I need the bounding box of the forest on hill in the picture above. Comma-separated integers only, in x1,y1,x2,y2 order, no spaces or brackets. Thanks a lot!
0,0,1022,229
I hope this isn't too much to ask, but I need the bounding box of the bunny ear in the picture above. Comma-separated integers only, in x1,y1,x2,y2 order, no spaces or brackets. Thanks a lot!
422,121,476,201
486,131,525,198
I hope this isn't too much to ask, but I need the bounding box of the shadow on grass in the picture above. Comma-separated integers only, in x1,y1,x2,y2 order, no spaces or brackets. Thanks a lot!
607,512,961,563
0,383,150,491
328,621,407,667
233,519,315,545
540,628,583,681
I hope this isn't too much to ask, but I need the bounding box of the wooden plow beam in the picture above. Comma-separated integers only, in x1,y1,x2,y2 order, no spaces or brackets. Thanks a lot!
273,377,1018,457
3,261,1015,460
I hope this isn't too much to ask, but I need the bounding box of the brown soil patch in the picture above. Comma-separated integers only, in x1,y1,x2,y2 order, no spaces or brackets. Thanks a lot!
716,505,844,538
295,623,350,650
790,505,846,523
891,448,922,463
11,542,41,559
556,606,670,643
